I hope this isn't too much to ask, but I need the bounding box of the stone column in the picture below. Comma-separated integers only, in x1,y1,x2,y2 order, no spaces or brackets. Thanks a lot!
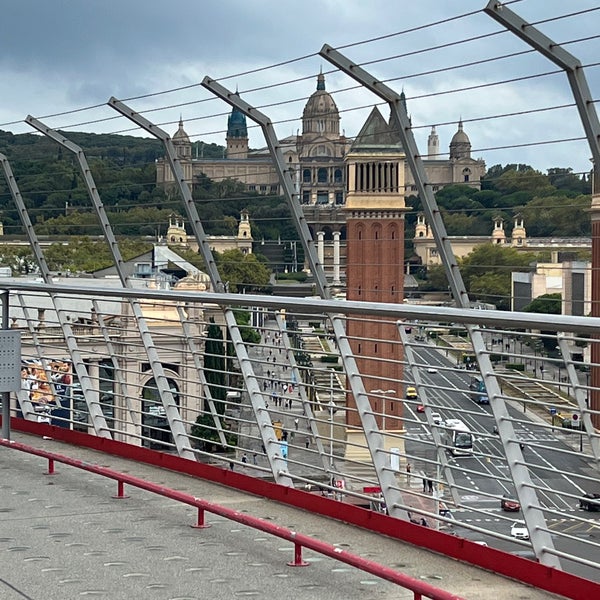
333,230,341,285
317,231,325,267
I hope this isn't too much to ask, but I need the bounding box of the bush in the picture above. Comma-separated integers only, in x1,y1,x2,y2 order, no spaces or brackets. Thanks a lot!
320,355,339,364
276,271,308,282
505,363,525,371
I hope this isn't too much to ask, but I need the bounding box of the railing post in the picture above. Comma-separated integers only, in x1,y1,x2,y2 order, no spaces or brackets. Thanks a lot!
112,479,129,499
191,506,211,529
287,542,309,567
46,458,55,475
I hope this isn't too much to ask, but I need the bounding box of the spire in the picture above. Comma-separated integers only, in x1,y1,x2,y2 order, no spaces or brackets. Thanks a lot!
316,70,325,91
400,88,407,115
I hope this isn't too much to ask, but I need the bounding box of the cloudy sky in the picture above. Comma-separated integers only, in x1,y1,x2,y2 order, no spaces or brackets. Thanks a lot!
1,0,599,174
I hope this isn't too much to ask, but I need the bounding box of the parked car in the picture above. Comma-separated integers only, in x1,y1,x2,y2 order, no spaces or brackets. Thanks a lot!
501,495,521,512
416,404,425,413
427,367,438,373
510,520,529,540
406,386,418,400
579,492,600,511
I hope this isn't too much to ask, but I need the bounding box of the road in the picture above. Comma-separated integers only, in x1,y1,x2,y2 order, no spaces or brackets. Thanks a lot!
403,342,600,581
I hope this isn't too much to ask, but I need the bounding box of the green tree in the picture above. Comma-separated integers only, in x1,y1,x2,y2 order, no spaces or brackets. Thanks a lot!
520,195,590,237
217,249,272,293
522,293,562,314
460,243,536,310
190,319,236,451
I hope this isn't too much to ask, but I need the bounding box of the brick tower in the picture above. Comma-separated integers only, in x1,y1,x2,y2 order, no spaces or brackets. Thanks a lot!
344,107,408,432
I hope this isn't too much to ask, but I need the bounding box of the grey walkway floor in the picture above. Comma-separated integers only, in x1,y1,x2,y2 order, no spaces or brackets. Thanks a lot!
0,432,564,600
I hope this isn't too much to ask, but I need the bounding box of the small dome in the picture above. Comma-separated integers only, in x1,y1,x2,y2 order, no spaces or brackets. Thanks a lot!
173,117,190,144
227,107,248,138
449,119,471,159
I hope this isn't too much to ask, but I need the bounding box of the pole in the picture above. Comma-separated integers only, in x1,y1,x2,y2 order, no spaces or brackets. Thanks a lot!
1,291,10,440
329,370,334,472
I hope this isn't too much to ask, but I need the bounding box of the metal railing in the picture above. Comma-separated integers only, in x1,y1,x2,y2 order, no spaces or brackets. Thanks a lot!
1,279,600,594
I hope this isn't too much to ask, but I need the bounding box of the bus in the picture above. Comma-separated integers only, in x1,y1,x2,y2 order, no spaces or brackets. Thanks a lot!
443,419,473,456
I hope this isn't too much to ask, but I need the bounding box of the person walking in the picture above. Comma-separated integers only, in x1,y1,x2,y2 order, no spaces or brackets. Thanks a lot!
241,453,248,464
406,462,412,483
294,418,299,430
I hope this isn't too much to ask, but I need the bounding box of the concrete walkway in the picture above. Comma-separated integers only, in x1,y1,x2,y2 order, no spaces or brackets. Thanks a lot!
0,431,568,600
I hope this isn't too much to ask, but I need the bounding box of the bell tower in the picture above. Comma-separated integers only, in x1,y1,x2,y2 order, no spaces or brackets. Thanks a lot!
344,107,408,432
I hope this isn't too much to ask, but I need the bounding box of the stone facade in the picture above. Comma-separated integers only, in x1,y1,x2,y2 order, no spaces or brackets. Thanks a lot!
155,75,485,288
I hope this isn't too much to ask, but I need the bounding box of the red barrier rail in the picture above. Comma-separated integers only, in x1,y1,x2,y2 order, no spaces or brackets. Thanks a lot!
7,419,600,600
1,437,464,600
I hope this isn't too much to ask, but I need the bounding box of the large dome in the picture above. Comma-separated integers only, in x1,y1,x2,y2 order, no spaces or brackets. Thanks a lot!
302,73,340,138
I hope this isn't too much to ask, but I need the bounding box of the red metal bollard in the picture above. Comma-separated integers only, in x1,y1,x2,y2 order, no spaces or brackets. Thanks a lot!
112,479,129,499
287,542,309,567
191,506,211,529
46,458,56,475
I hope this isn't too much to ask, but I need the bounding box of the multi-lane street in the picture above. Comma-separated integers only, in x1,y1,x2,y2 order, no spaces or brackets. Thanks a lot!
403,342,600,581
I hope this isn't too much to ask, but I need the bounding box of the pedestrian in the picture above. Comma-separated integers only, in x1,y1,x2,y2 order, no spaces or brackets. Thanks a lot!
420,518,428,527
427,479,434,494
229,462,234,471
406,462,412,483
422,477,427,493
241,453,248,464
252,453,257,465
294,418,299,430
305,438,310,449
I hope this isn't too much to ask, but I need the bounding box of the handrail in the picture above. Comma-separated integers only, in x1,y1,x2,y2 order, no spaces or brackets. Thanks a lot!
0,437,465,600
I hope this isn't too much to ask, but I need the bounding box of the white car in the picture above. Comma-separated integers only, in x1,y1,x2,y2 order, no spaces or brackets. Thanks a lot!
430,412,442,425
427,367,438,373
510,520,530,540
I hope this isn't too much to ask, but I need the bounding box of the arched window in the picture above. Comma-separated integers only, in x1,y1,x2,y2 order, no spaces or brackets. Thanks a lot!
317,168,328,183
303,169,311,183
334,168,342,183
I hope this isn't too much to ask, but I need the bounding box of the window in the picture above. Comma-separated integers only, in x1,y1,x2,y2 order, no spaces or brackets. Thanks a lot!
134,262,152,278
302,190,310,204
270,185,278,192
317,168,328,183
317,191,328,204
334,169,342,183
303,169,311,183
248,184,256,191
260,185,267,192
335,192,344,204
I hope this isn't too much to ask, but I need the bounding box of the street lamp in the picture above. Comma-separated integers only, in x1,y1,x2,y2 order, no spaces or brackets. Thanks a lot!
370,388,396,432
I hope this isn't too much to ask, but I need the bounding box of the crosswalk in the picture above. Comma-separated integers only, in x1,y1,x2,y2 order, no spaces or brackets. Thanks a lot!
405,427,563,444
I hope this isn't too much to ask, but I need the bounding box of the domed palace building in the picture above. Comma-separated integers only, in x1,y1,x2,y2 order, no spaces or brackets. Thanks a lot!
156,75,485,287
